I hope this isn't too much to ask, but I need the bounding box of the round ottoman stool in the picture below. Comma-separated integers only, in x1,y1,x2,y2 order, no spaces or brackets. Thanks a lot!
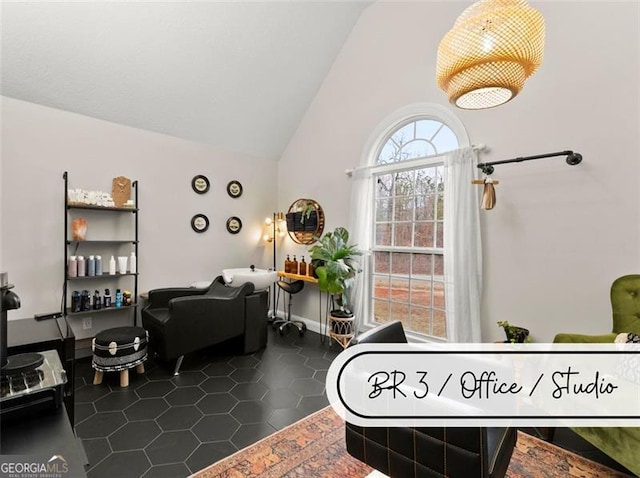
92,326,148,387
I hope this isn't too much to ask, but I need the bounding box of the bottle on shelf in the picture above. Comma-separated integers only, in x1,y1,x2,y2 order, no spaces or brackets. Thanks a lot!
308,261,315,278
81,290,91,311
284,255,292,273
71,290,81,312
117,256,128,275
68,256,78,278
77,256,86,277
87,255,96,277
115,289,122,308
292,255,299,275
95,255,103,275
93,290,102,310
109,256,116,275
299,256,307,276
129,251,137,274
104,288,112,308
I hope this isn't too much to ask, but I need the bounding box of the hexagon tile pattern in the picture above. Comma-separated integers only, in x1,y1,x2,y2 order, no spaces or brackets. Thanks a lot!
74,329,341,477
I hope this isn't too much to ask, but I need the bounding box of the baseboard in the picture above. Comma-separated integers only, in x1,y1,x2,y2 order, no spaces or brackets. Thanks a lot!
271,309,328,337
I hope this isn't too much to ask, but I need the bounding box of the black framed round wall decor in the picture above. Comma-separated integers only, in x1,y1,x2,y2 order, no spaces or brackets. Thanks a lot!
226,180,243,198
226,216,242,234
192,175,210,194
191,214,210,233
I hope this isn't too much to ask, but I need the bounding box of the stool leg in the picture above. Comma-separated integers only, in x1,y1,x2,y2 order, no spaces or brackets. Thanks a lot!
120,369,129,387
93,370,103,385
136,363,145,374
173,355,184,376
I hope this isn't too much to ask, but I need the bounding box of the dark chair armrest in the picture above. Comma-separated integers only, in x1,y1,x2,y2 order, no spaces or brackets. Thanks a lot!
147,287,206,308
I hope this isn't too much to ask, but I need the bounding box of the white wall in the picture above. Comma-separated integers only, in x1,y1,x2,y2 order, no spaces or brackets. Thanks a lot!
1,97,277,337
278,1,640,342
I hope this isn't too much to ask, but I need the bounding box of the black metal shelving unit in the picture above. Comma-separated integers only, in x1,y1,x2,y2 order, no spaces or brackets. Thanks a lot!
63,171,139,327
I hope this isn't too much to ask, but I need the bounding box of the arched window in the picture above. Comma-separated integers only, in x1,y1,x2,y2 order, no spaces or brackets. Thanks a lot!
365,104,468,340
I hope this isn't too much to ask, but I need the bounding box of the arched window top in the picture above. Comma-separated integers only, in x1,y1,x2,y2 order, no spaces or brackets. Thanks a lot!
362,103,469,168
376,118,459,165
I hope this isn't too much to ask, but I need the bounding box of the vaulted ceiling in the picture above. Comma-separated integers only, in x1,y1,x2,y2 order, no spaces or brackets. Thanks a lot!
1,2,371,160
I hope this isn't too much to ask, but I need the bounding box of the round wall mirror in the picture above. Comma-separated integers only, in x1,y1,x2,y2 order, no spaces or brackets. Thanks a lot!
286,199,325,245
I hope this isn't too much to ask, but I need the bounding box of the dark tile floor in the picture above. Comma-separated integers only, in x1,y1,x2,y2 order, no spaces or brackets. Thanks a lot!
74,330,635,478
74,329,341,478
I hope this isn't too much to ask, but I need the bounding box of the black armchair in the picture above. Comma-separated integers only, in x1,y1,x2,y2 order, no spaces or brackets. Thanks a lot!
345,321,517,478
142,276,268,374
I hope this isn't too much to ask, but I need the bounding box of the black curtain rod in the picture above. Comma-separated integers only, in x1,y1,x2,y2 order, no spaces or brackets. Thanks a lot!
477,150,582,175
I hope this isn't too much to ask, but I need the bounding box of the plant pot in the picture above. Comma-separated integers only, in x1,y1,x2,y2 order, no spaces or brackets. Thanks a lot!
329,310,354,335
503,326,529,343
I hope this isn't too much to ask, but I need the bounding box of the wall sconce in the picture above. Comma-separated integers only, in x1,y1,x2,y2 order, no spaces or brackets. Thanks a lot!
263,212,286,243
436,0,545,109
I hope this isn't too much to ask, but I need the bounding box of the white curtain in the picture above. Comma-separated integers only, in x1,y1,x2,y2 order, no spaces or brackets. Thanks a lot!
443,147,482,342
348,167,373,335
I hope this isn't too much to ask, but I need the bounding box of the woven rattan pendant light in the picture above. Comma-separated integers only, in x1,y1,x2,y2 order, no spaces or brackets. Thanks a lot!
436,0,545,109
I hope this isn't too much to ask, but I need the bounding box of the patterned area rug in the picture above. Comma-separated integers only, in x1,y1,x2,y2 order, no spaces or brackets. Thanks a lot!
192,406,632,478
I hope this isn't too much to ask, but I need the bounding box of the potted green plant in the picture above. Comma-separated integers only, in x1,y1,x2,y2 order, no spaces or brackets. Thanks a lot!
309,227,362,345
497,320,531,343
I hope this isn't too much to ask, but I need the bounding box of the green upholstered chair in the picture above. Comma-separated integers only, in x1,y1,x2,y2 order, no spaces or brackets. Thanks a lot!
553,274,640,475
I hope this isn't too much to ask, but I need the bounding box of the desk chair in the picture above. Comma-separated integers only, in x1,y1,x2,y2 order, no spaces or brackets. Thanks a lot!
272,280,307,336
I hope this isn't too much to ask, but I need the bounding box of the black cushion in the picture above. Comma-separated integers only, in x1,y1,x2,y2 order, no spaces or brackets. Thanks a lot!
93,326,148,359
277,280,304,294
94,326,146,346
206,276,255,298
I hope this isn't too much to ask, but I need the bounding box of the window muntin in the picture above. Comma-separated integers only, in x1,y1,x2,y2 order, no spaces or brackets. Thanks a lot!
369,116,458,340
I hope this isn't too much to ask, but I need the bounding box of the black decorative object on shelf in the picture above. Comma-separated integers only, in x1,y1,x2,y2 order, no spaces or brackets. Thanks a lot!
226,216,242,234
191,175,210,194
191,214,210,233
226,180,243,198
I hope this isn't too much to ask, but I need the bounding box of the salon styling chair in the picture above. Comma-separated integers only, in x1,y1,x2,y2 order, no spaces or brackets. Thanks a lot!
345,321,517,478
142,276,268,374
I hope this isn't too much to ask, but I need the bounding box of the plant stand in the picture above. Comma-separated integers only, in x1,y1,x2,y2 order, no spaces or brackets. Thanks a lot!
329,311,355,349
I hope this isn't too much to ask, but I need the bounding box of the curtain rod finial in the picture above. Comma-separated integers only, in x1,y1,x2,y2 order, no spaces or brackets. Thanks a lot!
566,152,582,166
